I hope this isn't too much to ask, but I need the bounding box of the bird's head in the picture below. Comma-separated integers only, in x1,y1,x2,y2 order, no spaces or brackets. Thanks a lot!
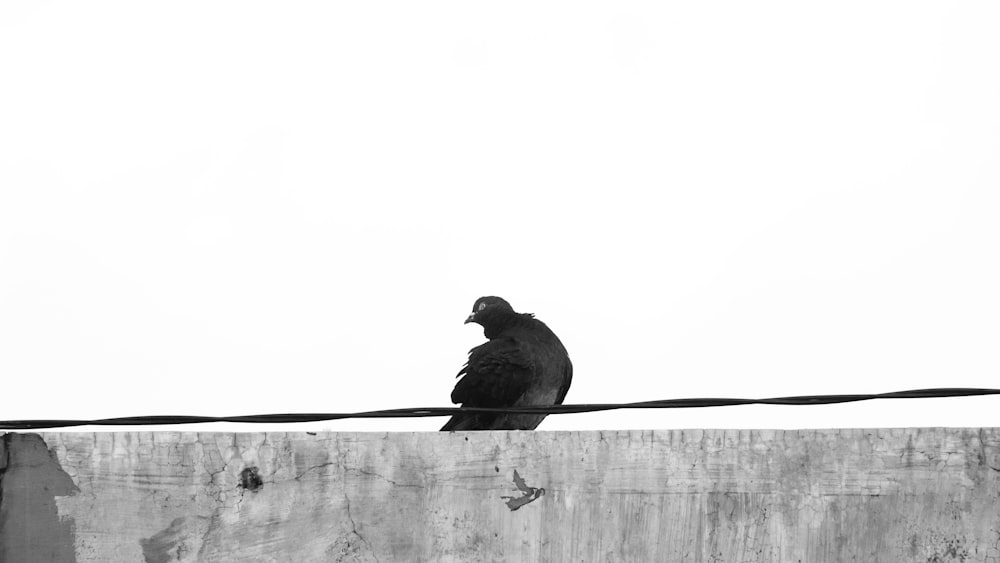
464,296,515,327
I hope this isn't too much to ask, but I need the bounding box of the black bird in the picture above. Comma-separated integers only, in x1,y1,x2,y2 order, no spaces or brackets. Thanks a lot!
441,296,573,431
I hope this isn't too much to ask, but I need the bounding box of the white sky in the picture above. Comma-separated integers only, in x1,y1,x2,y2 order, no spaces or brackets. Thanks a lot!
1,2,998,432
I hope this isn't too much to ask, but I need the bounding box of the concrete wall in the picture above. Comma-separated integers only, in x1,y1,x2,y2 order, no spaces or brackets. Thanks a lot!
2,428,999,562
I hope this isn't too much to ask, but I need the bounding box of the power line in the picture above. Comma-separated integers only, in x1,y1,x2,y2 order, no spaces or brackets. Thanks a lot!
2,387,997,430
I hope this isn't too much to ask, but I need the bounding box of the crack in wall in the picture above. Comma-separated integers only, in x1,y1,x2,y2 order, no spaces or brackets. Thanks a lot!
336,438,379,563
343,492,378,563
352,467,422,488
978,428,1000,472
294,462,336,481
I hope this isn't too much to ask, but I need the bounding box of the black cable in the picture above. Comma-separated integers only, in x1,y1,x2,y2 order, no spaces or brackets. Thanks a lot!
2,387,998,430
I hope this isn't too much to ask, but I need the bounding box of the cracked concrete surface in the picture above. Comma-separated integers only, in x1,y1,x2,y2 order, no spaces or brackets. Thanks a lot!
1,429,999,561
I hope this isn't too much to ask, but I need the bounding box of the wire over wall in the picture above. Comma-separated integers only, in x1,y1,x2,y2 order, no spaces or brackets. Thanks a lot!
2,387,997,430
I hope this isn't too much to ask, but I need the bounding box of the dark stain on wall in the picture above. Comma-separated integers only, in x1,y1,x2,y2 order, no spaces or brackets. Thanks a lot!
140,517,192,563
0,433,79,563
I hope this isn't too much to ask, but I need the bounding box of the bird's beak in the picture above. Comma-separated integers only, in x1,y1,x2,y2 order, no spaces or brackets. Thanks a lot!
464,313,476,324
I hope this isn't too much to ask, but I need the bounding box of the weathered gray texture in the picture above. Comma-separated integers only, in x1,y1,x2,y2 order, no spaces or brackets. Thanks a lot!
2,428,999,562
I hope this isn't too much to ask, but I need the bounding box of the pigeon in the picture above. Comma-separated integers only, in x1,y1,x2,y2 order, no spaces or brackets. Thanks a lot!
441,296,573,431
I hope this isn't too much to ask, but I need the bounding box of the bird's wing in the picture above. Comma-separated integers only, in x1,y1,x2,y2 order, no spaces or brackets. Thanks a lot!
553,357,573,405
450,338,535,407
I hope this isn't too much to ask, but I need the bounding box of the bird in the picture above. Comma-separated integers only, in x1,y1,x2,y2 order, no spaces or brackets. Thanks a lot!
441,296,573,431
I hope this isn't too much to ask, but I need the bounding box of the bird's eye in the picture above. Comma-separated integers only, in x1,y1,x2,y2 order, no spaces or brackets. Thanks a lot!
478,302,487,311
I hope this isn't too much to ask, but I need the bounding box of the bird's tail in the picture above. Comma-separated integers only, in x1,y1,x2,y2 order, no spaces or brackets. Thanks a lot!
439,413,545,431
440,413,503,431
439,415,477,431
